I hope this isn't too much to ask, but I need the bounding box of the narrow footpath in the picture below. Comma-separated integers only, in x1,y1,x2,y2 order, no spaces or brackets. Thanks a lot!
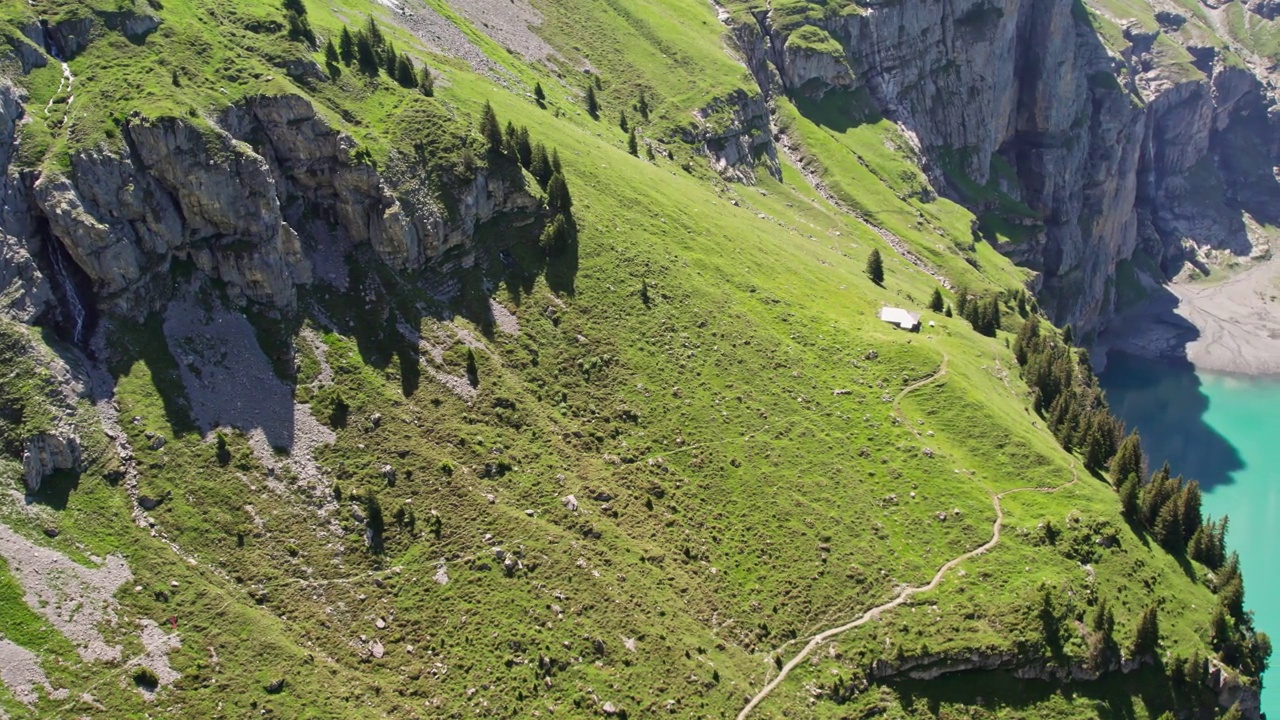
737,357,1078,718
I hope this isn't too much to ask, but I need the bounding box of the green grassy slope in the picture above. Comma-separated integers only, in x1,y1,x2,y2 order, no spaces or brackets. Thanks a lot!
0,0,1256,717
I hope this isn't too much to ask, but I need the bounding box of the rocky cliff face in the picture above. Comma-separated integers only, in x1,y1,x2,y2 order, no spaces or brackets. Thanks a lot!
3,91,538,325
721,0,1280,336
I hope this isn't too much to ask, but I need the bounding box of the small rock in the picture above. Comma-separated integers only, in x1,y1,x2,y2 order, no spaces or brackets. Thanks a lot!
370,413,383,428
493,547,506,560
265,678,285,694
562,495,578,511
170,580,180,588
375,618,386,630
485,494,496,504
524,509,535,517
43,527,59,538
936,512,947,521
370,640,385,659
380,464,395,483
131,416,143,425
148,435,166,450
603,701,622,715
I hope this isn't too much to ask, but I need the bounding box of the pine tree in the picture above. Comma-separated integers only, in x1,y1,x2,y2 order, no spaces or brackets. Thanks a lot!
1110,430,1143,488
355,31,378,75
503,121,519,156
339,26,355,64
1016,291,1028,317
585,84,599,119
1063,323,1075,345
1119,473,1140,523
1091,597,1116,638
1210,604,1232,651
418,66,434,96
1180,480,1203,546
516,127,532,169
324,38,339,67
645,143,655,161
929,287,944,312
547,172,573,213
530,143,551,186
637,89,650,120
551,148,562,174
865,249,885,285
382,42,398,77
627,128,638,156
944,304,953,318
480,101,503,154
619,109,629,133
365,16,383,48
395,54,415,87
1132,606,1160,657
955,285,970,318
540,213,572,255
534,82,546,107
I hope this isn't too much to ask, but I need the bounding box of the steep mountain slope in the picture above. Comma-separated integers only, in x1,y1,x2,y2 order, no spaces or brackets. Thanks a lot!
0,0,1270,718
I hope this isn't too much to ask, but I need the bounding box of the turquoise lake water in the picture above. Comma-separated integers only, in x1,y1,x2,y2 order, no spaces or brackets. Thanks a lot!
1101,352,1279,715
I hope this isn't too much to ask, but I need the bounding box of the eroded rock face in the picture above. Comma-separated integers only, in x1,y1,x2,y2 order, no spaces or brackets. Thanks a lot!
726,0,1280,337
684,89,780,183
22,431,81,492
14,94,537,318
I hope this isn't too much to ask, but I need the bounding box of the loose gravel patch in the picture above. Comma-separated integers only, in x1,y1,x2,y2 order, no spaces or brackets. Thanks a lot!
0,638,67,705
0,523,132,663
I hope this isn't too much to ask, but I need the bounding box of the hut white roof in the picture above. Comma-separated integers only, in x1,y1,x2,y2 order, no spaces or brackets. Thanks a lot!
879,307,921,330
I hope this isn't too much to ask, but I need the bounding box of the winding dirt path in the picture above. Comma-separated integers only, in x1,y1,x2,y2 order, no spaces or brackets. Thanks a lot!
737,361,1079,719
893,353,947,438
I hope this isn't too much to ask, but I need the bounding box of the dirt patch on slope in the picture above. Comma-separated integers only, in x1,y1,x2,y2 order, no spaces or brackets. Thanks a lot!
0,638,68,705
0,523,131,662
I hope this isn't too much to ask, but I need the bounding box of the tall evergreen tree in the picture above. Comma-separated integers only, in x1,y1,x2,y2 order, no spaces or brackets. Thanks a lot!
339,26,355,64
619,109,629,132
865,249,885,285
503,121,520,156
585,84,599,119
418,66,434,96
547,172,573,213
1063,323,1075,345
929,287,944,312
530,143,551,186
627,127,638,156
1119,473,1141,523
1132,606,1160,657
365,16,383,47
516,127,532,169
637,89,650,120
324,38,339,67
382,42,398,77
480,102,503,154
1179,480,1203,546
355,31,378,75
395,54,416,88
1110,430,1143,488
533,82,546,106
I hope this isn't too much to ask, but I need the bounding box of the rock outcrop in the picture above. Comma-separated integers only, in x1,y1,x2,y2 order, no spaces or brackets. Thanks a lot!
10,93,538,319
22,430,82,492
684,89,780,183
723,0,1280,337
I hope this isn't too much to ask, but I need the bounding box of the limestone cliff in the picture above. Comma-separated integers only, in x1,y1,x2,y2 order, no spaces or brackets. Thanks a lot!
720,0,1280,337
2,90,538,327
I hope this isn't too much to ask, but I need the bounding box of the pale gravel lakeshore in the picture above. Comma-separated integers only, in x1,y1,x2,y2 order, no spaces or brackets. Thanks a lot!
1097,255,1280,378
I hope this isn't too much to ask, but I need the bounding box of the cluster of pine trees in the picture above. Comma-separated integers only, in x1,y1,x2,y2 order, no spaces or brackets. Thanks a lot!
478,102,575,254
582,75,654,159
1013,317,1122,471
1013,309,1271,681
324,18,434,95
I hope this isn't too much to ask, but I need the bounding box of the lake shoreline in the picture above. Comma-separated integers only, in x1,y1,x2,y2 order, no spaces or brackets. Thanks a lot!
1095,255,1280,378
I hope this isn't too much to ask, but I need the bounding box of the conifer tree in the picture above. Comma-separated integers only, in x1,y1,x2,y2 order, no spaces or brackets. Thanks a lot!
619,109,629,132
627,127,638,156
1063,323,1075,345
586,84,599,119
866,248,885,285
504,121,520,156
637,89,650,120
382,42,398,77
1119,473,1141,523
1110,430,1143,488
929,287,944,312
944,304,953,318
1154,496,1184,549
355,31,378,75
480,101,503,154
534,82,546,107
365,16,383,47
395,54,416,88
530,143,551,186
324,38,339,67
339,26,355,64
516,127,532,169
547,172,573,213
1132,606,1160,657
551,147,563,174
418,66,434,96
1180,480,1203,546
